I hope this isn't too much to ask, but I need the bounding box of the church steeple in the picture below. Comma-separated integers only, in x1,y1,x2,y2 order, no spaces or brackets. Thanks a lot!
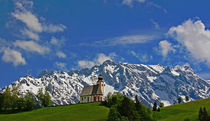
97,74,104,97
98,74,103,81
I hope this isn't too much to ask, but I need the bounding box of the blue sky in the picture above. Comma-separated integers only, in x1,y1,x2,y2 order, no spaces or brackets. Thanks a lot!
1,0,210,87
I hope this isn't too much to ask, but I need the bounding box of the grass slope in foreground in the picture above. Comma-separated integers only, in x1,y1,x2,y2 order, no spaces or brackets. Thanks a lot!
0,102,109,121
156,98,210,121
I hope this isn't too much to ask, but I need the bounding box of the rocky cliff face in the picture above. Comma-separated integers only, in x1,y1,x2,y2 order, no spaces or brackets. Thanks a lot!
2,60,210,107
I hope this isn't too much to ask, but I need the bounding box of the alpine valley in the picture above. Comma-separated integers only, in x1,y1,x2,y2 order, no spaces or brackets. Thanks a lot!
1,60,209,107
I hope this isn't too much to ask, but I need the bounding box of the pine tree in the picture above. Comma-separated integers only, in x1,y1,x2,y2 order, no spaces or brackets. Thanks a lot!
199,107,203,121
135,95,139,104
202,107,208,121
153,102,157,111
185,96,189,102
177,97,182,104
198,107,209,121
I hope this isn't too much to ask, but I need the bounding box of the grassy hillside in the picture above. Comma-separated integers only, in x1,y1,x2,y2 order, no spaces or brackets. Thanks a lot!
156,98,210,121
0,98,209,121
0,102,109,121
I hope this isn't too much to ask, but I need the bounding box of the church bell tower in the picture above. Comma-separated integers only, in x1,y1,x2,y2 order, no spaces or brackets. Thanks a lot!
97,74,104,96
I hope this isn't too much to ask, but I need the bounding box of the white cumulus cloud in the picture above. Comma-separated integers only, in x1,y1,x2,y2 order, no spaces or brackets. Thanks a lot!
78,60,95,69
130,51,152,62
0,0,68,66
50,36,65,47
122,0,145,7
12,0,67,42
43,24,66,33
91,34,156,46
13,40,50,54
168,19,210,65
78,53,116,68
55,62,67,70
21,29,39,40
159,40,175,57
56,51,66,58
12,11,42,33
2,48,26,66
50,37,59,45
95,53,112,64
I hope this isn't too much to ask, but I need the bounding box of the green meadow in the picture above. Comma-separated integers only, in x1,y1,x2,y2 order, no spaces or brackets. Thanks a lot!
0,102,109,121
156,98,210,121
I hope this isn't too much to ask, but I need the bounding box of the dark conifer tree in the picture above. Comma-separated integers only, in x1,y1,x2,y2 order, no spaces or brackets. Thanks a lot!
203,107,208,121
199,107,209,121
153,102,157,111
199,107,203,121
177,97,182,104
185,96,189,102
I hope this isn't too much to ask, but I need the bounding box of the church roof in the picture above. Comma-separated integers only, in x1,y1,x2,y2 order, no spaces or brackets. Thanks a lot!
80,84,102,96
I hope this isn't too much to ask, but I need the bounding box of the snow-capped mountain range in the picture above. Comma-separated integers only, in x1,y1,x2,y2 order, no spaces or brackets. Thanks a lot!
1,60,209,107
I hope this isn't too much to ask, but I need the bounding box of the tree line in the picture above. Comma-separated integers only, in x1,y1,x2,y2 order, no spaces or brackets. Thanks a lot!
0,87,51,113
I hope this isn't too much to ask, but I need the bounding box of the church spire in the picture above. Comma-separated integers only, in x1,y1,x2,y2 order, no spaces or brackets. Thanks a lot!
98,74,103,81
